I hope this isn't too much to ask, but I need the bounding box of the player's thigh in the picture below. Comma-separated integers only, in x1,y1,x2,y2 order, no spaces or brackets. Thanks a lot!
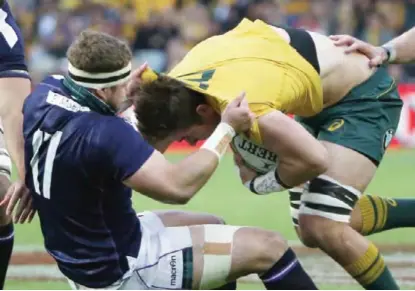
320,141,377,191
322,69,401,185
136,210,225,237
316,101,402,189
151,210,225,227
117,224,194,290
127,223,287,290
188,224,288,289
299,73,402,224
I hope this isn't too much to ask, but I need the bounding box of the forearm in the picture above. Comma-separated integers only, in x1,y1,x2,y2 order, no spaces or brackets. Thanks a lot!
244,160,325,195
130,122,235,204
169,123,234,200
383,27,415,64
168,149,219,201
0,79,30,180
2,113,25,179
132,149,220,205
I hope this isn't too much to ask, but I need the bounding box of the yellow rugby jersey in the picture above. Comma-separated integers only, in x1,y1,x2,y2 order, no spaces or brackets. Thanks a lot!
167,19,323,144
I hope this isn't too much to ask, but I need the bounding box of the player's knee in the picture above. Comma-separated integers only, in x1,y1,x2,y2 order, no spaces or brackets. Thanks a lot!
297,175,361,248
298,214,349,251
234,227,288,273
297,214,330,248
262,230,288,257
256,230,289,272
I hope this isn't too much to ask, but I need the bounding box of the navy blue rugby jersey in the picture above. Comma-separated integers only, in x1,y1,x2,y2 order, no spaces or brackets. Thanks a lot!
23,75,154,287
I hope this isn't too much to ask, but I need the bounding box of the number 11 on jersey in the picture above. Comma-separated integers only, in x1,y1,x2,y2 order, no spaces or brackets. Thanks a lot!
0,8,18,48
30,130,63,199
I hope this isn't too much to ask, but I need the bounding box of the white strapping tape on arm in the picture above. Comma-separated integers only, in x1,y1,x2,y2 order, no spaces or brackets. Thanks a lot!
244,169,286,195
201,122,235,160
200,225,241,289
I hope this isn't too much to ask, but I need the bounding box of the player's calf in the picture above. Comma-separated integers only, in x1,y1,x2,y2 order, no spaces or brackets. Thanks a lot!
293,184,415,240
297,175,398,290
190,225,317,290
353,195,415,235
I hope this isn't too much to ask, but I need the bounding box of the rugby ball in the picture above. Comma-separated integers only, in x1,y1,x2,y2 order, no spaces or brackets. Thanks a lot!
230,134,279,174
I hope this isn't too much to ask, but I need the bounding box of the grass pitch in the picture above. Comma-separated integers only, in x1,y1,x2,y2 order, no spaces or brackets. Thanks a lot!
7,149,415,289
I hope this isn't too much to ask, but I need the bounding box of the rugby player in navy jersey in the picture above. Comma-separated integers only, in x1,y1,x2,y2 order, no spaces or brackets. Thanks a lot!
0,0,32,287
22,30,318,290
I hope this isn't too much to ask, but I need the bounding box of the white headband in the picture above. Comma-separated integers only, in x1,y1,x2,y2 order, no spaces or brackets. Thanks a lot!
67,61,132,89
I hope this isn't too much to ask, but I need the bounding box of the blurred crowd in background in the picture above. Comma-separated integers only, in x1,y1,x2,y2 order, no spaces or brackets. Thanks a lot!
10,0,415,83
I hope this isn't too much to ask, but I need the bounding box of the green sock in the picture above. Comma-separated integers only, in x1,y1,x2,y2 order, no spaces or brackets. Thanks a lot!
357,195,415,235
345,243,399,290
365,267,400,290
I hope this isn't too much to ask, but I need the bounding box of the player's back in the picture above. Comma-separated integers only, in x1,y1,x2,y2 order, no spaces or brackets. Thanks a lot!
167,19,324,144
168,19,323,119
23,76,142,288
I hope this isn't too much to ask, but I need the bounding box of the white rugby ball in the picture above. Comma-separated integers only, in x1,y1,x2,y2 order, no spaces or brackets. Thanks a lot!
230,134,279,174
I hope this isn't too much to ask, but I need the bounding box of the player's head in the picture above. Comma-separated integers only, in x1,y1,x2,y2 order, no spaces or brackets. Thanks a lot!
134,75,220,145
66,30,132,109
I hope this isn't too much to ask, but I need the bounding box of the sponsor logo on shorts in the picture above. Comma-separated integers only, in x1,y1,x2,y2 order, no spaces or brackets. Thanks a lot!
327,119,344,132
383,129,394,150
170,255,177,286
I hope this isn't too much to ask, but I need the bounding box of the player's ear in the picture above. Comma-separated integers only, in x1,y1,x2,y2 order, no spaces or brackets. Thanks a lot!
195,104,214,118
94,89,107,100
94,87,114,102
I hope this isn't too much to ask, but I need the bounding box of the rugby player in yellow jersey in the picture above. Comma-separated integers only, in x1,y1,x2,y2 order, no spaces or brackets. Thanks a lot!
133,19,409,289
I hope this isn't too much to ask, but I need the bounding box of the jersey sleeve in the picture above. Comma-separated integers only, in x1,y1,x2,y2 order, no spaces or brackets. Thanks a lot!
0,1,29,78
88,116,154,181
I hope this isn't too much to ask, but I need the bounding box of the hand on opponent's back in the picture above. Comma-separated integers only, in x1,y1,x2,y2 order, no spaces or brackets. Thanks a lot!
330,34,388,67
